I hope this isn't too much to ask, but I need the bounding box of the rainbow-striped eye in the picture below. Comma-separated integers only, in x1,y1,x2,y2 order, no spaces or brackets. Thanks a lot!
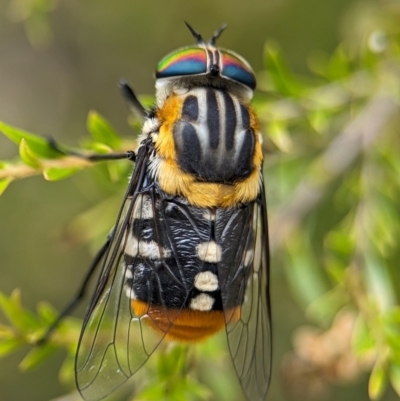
220,50,256,90
156,47,207,79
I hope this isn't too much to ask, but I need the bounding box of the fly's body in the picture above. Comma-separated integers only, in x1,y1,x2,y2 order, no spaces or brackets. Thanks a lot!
74,23,271,401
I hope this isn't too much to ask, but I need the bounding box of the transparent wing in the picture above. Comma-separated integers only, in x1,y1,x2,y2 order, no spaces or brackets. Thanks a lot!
219,179,272,401
75,141,172,401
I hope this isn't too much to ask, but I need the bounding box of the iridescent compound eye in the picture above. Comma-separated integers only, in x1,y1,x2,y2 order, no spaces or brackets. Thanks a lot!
220,50,256,90
156,47,207,79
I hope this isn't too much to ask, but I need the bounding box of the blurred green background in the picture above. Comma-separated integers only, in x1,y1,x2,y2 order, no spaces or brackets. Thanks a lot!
1,0,400,401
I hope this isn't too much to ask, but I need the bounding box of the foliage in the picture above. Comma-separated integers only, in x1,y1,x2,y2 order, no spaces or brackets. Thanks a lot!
0,111,135,195
253,1,400,399
1,1,400,400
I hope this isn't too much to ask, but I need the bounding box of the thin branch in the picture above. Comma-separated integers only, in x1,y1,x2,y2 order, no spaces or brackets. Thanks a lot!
0,156,92,180
269,96,399,254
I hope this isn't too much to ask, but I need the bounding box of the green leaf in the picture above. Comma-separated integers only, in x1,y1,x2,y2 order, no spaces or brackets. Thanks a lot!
0,324,15,338
59,353,75,384
0,121,60,158
369,363,388,400
264,41,306,97
87,111,121,149
0,338,24,358
308,109,330,134
19,344,57,371
0,290,39,332
19,139,41,168
36,302,57,324
0,290,25,331
0,177,13,195
325,229,355,257
157,345,188,380
267,120,293,152
327,44,352,80
85,142,113,154
383,312,400,354
352,315,376,356
43,166,81,181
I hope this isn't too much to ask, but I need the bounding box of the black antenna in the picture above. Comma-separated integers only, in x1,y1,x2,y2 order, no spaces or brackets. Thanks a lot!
185,22,204,45
209,23,227,46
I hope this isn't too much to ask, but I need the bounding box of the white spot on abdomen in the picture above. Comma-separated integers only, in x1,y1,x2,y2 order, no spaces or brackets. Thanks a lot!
190,293,215,311
194,271,219,292
196,241,222,263
125,233,170,259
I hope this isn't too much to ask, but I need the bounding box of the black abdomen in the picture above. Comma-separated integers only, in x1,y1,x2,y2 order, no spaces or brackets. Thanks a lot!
124,185,254,312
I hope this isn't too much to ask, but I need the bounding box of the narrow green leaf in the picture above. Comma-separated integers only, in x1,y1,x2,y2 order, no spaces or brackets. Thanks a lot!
0,290,38,332
86,142,113,154
0,324,15,338
369,363,388,400
157,345,189,380
325,229,355,256
267,121,293,152
264,41,306,97
43,166,81,181
19,139,41,168
87,111,121,149
0,177,13,195
327,44,352,80
36,302,57,324
0,290,24,330
383,315,400,353
59,354,75,384
352,315,376,356
308,109,330,134
19,344,57,370
0,338,23,358
0,121,59,158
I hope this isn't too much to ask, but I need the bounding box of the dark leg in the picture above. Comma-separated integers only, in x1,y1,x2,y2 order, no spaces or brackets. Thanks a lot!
37,236,111,344
47,137,136,162
119,79,147,119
